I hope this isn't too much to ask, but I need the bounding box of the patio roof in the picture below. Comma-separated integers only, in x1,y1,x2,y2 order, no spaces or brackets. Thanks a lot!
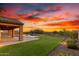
0,16,23,25
0,16,24,30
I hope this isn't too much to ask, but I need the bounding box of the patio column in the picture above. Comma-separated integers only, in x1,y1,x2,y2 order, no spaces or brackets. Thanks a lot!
19,25,23,41
8,29,14,38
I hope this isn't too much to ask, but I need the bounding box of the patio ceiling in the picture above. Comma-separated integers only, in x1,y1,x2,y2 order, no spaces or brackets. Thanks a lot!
0,25,18,30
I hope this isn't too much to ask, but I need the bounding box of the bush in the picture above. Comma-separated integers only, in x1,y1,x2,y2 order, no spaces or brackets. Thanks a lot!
67,39,78,49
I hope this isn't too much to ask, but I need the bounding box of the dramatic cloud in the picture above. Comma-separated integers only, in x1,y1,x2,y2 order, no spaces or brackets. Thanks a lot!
0,3,79,32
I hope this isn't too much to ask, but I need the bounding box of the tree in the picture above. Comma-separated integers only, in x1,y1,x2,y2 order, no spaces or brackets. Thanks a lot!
29,29,44,35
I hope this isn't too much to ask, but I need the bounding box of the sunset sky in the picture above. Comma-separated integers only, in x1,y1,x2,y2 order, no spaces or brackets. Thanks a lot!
0,3,79,32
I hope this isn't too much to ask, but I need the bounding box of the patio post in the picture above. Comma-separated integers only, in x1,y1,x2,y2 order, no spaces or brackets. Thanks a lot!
19,25,23,41
8,29,14,38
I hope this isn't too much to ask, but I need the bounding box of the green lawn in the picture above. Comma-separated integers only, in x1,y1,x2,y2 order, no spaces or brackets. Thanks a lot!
0,35,63,56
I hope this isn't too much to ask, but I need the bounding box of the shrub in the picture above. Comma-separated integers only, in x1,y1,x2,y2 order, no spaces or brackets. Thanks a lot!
67,39,78,49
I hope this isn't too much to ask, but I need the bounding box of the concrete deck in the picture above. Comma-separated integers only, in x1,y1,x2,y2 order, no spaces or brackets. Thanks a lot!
0,35,39,47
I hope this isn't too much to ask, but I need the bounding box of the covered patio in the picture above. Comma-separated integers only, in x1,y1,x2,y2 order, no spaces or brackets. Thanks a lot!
0,16,24,42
